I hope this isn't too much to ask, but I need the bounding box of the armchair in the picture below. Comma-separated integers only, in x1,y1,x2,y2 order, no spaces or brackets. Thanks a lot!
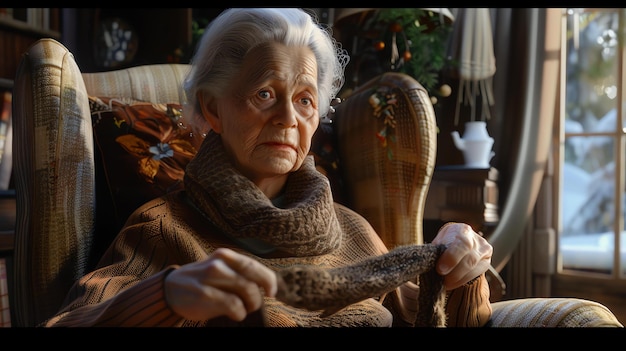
9,38,623,327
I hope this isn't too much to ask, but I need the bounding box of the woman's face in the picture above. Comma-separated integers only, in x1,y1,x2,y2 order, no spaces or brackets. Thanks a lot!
203,42,320,186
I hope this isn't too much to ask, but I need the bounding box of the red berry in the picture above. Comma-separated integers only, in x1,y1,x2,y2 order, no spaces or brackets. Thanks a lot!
389,22,403,33
403,51,412,61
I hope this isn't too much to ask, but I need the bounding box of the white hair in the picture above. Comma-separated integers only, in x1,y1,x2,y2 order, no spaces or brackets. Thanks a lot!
184,8,349,130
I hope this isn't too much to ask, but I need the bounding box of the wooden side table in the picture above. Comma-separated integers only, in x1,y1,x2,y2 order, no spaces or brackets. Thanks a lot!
424,165,499,241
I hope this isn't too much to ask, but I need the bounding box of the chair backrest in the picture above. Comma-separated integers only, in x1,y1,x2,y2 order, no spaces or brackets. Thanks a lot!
332,73,437,248
10,38,437,326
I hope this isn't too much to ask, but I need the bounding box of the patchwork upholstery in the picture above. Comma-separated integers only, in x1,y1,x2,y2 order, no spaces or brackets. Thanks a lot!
10,38,623,327
12,38,95,327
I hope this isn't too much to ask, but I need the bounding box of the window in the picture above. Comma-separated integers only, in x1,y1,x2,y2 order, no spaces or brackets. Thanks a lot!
558,8,625,278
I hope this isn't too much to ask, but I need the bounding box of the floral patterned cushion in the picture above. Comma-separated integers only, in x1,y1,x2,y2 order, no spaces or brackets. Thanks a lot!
89,96,200,231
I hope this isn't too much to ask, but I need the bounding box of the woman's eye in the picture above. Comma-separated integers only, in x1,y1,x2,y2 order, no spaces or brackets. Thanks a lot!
258,90,271,100
300,97,312,106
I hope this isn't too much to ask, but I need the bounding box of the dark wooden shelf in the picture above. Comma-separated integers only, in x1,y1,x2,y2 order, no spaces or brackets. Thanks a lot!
0,16,60,39
0,8,61,80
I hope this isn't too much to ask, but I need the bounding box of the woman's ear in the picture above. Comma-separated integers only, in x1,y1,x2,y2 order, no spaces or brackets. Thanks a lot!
198,92,222,134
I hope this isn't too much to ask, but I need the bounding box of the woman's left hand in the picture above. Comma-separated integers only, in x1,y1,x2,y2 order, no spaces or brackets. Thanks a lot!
431,222,493,290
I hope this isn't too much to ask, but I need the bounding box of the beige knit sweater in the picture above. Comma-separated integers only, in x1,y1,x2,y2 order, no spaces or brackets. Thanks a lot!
43,133,491,327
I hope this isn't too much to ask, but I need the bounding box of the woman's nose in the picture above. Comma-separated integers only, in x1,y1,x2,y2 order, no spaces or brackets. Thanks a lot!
272,101,298,127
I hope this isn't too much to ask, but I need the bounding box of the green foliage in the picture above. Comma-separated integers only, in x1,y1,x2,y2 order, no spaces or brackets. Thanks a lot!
191,18,209,50
370,8,453,94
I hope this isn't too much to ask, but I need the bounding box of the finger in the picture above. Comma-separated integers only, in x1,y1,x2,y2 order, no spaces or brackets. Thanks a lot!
201,282,250,322
436,236,471,275
211,248,278,297
165,258,266,321
442,244,492,290
432,222,472,246
202,257,267,314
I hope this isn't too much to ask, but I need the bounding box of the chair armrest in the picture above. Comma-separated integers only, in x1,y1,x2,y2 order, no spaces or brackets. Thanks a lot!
12,38,95,326
490,297,623,327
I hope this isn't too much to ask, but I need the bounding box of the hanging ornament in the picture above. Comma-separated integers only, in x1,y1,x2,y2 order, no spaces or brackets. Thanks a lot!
386,21,411,70
439,84,452,97
390,31,400,69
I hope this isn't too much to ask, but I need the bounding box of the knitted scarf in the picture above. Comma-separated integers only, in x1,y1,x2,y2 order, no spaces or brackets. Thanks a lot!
184,132,342,257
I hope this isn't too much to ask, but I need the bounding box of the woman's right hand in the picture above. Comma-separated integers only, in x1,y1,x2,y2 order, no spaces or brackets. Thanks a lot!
164,248,277,322
431,222,492,291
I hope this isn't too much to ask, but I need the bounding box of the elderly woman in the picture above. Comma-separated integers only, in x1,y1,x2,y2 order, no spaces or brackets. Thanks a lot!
43,8,492,327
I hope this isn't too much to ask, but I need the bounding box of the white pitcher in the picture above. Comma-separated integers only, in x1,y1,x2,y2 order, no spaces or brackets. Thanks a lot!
451,121,495,168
